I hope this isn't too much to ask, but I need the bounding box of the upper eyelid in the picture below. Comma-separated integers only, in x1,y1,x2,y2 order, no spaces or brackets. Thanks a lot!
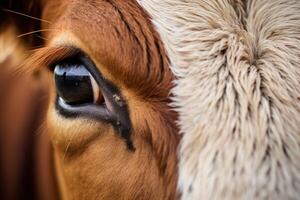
51,49,116,96
26,45,120,98
47,47,84,71
24,46,81,74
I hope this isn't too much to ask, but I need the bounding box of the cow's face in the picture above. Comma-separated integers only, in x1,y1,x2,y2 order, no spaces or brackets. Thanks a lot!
3,0,300,199
26,0,179,199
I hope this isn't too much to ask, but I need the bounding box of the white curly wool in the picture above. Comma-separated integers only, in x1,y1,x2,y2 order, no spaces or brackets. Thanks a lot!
137,0,300,199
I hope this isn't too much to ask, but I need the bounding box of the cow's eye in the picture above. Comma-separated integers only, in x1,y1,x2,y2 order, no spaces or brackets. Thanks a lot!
51,51,134,150
54,64,99,105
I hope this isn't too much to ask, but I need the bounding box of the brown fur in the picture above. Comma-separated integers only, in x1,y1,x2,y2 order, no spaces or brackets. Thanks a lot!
1,0,179,199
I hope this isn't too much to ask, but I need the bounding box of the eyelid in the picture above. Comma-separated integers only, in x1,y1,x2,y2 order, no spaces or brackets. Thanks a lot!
48,47,84,71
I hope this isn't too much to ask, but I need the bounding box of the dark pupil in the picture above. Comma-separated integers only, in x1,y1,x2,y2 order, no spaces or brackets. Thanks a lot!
54,64,94,105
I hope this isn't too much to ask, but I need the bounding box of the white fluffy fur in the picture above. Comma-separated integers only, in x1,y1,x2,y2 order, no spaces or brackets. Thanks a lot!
137,0,300,199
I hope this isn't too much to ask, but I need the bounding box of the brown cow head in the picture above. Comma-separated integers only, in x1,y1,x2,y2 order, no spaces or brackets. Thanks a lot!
4,1,300,200
1,0,179,199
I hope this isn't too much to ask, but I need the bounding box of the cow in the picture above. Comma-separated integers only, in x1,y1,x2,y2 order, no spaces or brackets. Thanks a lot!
0,0,300,200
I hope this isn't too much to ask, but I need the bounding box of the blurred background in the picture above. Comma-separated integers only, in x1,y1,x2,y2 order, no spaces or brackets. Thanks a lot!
0,1,58,199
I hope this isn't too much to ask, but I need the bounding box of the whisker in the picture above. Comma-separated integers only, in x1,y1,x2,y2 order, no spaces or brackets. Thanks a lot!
35,121,47,137
36,35,48,41
63,132,77,162
2,8,51,24
17,29,54,38
29,46,45,52
29,45,46,50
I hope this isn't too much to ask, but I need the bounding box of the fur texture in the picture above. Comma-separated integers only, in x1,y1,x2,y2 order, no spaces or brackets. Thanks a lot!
28,1,179,199
1,1,180,199
138,0,300,199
